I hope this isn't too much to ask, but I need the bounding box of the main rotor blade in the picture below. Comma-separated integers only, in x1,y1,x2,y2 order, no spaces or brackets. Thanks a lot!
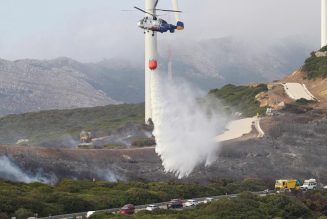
154,0,159,9
155,9,182,13
134,6,155,17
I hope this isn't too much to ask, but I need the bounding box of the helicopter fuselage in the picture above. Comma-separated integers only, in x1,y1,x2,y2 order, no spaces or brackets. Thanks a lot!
137,17,183,33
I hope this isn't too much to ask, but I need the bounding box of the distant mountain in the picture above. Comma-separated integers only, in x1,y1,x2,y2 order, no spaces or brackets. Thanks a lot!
0,37,312,116
0,58,117,116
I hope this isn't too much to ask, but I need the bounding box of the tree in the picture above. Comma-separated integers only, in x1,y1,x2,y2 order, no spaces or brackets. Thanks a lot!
14,208,33,219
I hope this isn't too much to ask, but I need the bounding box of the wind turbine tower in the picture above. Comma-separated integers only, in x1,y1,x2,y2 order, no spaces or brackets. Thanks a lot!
144,0,158,124
322,0,327,48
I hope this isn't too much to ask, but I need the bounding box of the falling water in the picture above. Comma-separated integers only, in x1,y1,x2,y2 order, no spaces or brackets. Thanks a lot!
150,73,225,178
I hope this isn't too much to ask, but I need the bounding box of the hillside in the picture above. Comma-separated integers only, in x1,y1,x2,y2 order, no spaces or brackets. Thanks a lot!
0,58,117,116
241,48,327,112
0,83,269,147
209,84,268,117
0,109,326,184
0,46,326,188
277,49,327,107
0,37,312,117
0,104,145,146
302,45,327,79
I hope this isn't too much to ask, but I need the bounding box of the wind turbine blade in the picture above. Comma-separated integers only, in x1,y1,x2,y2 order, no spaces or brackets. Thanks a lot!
171,0,181,21
154,0,159,9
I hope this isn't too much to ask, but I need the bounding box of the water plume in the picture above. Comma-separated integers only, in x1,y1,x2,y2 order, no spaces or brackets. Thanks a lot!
151,73,225,178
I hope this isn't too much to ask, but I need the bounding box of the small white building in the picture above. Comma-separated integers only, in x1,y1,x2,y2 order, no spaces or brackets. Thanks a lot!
315,51,327,57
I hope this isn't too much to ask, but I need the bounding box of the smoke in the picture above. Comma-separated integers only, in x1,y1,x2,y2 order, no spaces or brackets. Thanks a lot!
151,74,226,178
92,123,152,148
95,167,125,182
0,156,57,184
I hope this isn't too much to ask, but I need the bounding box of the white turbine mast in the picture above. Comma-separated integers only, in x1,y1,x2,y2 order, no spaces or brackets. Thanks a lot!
144,0,181,124
322,0,327,48
144,0,158,124
172,0,181,22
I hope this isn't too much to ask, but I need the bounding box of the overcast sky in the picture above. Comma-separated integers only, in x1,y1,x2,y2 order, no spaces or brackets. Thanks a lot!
0,0,321,62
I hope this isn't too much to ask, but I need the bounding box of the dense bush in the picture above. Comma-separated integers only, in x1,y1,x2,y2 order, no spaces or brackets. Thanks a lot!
209,84,268,117
0,179,268,218
295,98,316,105
295,190,327,216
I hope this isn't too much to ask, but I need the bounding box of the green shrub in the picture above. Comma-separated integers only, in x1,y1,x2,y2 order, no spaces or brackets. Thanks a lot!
14,208,34,219
302,55,327,79
295,98,315,105
209,84,268,117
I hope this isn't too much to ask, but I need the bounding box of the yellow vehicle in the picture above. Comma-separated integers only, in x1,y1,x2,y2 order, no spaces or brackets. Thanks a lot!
275,179,301,191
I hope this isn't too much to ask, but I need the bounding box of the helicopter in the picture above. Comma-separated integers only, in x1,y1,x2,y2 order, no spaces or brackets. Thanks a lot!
133,0,184,36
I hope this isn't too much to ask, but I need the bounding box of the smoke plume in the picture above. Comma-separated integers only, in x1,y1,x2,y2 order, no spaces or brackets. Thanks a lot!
0,156,56,184
151,74,226,178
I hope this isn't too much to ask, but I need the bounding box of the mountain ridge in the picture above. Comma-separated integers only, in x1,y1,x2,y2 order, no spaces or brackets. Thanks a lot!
0,37,313,116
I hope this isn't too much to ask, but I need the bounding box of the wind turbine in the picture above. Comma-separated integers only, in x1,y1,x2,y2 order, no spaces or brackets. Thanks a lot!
322,0,327,48
144,0,158,124
143,0,183,124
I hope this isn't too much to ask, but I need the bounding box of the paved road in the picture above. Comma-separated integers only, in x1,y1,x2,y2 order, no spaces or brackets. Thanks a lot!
39,191,266,219
283,83,316,101
254,118,265,138
216,117,257,142
216,117,264,142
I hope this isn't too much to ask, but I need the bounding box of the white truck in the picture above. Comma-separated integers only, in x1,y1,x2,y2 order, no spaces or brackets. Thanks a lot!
301,179,318,190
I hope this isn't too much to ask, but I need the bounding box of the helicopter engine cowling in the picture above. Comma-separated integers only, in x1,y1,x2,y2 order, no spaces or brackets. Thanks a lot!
176,21,184,30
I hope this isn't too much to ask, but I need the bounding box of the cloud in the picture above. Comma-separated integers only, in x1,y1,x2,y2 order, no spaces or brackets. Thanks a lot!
0,0,320,61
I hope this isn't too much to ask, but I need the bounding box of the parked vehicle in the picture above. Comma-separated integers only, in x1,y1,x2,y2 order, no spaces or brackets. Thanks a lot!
146,204,159,211
184,199,198,207
86,211,95,218
275,179,301,192
203,197,214,204
167,199,183,209
120,204,135,215
301,179,318,190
